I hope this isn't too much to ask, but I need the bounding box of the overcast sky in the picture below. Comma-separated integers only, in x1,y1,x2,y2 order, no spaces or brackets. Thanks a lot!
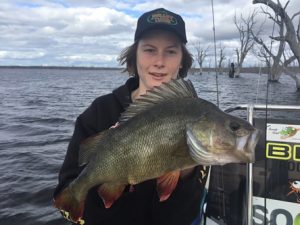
1,0,299,67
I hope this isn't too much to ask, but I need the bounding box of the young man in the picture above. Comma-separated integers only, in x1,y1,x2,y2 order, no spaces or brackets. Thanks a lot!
54,8,209,225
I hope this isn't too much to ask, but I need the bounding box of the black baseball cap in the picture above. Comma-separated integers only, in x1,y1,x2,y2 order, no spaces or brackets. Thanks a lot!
134,8,187,44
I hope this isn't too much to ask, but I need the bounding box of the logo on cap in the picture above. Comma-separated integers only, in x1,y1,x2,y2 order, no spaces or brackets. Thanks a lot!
147,10,177,25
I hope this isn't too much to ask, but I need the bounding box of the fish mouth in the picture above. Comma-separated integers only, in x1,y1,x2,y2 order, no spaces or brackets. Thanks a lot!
186,128,261,166
235,128,260,163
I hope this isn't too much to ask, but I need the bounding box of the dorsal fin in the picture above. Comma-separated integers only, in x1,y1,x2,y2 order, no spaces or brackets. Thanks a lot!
119,78,198,123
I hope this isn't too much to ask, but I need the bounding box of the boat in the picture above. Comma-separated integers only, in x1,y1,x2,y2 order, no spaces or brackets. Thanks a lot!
202,104,300,225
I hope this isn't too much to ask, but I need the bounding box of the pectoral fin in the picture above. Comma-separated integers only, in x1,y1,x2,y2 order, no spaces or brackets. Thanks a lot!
97,183,126,208
156,170,180,201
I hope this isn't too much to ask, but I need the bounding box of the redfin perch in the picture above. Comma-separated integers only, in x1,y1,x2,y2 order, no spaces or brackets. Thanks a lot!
53,79,260,224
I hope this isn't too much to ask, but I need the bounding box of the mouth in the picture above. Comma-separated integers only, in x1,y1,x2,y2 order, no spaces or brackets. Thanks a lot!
149,72,167,80
236,128,261,162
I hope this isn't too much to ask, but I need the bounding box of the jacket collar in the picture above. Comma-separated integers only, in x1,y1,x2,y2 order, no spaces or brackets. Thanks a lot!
112,76,139,109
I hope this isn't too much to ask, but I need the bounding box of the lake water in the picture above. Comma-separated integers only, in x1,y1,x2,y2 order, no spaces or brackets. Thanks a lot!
0,67,299,225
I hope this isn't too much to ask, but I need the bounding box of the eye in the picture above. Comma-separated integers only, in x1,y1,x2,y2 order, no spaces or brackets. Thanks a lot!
144,48,155,53
166,49,177,55
229,121,241,132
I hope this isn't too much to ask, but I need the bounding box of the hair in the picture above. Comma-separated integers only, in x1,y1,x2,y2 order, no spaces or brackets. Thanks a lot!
118,42,193,78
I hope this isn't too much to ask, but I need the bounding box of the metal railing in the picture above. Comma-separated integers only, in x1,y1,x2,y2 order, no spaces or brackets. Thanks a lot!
224,104,300,225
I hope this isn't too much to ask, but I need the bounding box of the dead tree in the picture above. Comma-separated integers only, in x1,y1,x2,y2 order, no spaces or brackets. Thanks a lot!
208,57,212,74
254,46,272,67
193,41,209,75
217,44,226,74
251,7,285,81
253,0,300,91
234,11,258,77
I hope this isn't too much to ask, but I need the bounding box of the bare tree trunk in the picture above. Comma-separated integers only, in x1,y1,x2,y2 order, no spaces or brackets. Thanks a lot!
251,9,285,82
269,66,282,81
234,11,258,77
253,0,300,66
193,41,209,75
253,0,300,91
235,66,241,77
218,44,226,75
235,49,241,77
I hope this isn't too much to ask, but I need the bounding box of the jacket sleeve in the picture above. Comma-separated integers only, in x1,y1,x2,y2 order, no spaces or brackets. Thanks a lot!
54,97,113,196
151,166,209,225
53,98,109,197
53,94,128,225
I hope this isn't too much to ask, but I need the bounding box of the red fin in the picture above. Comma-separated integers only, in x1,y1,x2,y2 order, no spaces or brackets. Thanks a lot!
156,170,180,202
97,183,126,208
53,187,85,224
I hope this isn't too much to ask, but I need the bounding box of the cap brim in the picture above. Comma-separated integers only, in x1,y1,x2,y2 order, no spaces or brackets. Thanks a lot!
135,24,187,43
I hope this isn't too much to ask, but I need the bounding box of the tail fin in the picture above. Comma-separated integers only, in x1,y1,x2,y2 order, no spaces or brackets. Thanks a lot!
53,187,85,224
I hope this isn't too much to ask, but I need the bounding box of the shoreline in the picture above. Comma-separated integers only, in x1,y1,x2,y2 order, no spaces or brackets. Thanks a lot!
0,65,299,74
0,65,123,70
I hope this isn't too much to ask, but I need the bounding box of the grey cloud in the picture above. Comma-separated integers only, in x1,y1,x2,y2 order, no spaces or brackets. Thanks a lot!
1,0,296,67
0,2,135,66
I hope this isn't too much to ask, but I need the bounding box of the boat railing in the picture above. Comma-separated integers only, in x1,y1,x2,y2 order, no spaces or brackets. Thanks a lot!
224,104,300,225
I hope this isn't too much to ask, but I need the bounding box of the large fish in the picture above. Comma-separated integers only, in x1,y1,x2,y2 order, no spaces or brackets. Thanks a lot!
53,79,260,224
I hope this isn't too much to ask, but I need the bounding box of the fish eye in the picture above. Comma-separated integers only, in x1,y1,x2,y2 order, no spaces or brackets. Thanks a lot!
229,121,240,132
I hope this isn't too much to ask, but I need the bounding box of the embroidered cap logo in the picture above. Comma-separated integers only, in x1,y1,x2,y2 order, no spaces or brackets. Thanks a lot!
147,11,177,25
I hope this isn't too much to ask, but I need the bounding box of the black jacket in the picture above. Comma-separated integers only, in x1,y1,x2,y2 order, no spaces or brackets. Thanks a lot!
54,77,209,225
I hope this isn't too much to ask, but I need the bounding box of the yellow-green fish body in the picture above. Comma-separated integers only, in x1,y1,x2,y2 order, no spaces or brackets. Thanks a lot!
54,79,260,224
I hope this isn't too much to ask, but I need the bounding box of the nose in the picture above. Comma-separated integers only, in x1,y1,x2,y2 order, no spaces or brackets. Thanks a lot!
229,121,241,132
154,53,165,68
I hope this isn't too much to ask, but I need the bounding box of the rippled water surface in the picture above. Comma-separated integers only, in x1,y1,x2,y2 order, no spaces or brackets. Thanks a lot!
0,68,299,225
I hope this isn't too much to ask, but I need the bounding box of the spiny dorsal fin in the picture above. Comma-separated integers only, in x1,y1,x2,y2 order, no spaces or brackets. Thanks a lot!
119,79,198,123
